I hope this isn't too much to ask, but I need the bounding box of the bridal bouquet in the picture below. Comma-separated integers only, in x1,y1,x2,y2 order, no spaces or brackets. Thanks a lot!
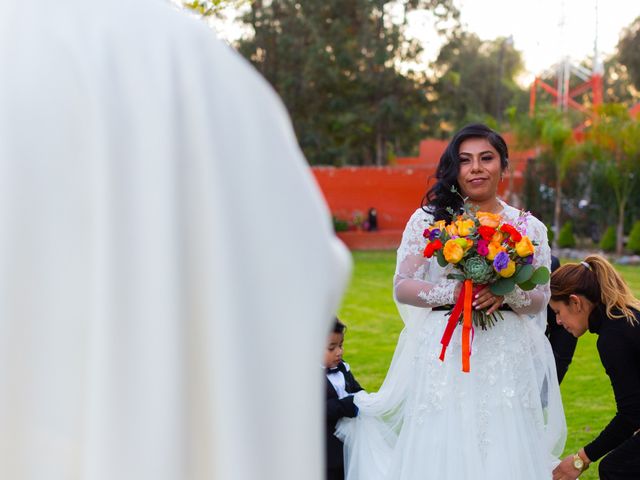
422,201,549,372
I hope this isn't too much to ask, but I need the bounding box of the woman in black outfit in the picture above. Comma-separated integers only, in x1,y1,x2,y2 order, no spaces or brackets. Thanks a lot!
546,255,578,383
549,255,640,480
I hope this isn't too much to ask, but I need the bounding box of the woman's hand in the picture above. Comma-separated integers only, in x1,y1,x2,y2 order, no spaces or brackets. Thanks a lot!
552,455,582,480
472,285,504,315
552,449,590,480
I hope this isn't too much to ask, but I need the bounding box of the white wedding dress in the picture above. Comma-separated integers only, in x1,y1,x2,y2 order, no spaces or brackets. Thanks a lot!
337,201,566,480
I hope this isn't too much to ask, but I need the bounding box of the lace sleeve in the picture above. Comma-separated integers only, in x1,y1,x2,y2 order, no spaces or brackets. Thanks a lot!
503,214,551,315
393,209,459,308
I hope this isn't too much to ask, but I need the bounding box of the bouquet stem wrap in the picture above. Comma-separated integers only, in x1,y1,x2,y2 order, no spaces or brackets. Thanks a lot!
439,279,475,372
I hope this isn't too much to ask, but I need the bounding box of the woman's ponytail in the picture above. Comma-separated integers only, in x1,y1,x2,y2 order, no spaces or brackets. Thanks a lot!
584,256,640,325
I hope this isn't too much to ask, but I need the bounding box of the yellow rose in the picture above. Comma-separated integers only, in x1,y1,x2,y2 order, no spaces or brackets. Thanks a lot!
443,239,464,264
433,220,447,231
445,223,458,237
515,236,535,257
486,242,504,261
498,260,516,278
455,218,475,237
477,211,502,228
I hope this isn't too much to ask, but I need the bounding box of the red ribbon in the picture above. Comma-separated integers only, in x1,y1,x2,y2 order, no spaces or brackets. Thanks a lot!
438,279,475,372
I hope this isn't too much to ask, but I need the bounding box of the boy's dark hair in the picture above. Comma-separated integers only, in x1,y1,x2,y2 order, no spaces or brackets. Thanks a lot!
332,317,346,334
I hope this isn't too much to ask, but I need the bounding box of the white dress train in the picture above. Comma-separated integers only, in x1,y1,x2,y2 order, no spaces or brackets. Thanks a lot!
337,202,566,480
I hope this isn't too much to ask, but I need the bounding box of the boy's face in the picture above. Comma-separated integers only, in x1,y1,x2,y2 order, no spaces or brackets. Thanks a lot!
324,332,344,369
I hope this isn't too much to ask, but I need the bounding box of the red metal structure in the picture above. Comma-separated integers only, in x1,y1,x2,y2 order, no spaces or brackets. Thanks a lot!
529,67,603,116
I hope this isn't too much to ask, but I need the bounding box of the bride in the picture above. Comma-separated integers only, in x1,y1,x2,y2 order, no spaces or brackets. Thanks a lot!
337,124,566,479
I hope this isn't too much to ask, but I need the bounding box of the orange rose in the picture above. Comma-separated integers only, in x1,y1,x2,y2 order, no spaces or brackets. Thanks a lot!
455,218,475,237
486,242,504,261
515,236,535,257
477,211,502,228
443,239,464,264
491,230,505,244
465,238,474,251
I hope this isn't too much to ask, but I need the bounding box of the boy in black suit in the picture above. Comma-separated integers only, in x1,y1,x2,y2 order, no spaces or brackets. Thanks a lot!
325,318,363,480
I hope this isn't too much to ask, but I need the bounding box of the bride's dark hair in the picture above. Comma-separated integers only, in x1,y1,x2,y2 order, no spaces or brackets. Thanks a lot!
421,123,509,222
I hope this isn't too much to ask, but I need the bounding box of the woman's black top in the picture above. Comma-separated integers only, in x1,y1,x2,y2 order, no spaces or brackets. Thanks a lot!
583,305,640,461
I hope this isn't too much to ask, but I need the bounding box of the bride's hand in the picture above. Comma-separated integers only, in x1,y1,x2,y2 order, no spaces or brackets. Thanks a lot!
472,286,504,315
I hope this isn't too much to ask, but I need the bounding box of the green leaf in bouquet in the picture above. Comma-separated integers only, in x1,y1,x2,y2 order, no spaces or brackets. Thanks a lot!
513,264,534,284
518,280,537,291
447,273,466,281
490,277,516,296
436,248,448,268
530,267,550,285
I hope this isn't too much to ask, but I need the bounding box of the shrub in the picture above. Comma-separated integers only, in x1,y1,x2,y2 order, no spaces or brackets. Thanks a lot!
546,224,555,245
558,222,576,248
627,221,640,254
332,216,349,232
599,226,616,252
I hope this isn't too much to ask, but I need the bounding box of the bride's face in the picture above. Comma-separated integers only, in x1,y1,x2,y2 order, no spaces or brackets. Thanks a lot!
549,296,590,337
456,137,503,203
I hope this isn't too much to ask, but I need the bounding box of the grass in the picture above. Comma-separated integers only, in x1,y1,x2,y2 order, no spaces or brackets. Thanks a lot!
338,251,640,480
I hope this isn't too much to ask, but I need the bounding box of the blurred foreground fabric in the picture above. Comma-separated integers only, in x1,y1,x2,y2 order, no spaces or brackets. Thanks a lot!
0,1,351,478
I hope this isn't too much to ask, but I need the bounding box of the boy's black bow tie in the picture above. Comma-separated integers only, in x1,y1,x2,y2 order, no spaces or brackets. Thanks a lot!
326,366,341,374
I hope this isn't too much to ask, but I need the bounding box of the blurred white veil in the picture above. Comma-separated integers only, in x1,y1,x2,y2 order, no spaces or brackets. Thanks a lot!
0,1,351,479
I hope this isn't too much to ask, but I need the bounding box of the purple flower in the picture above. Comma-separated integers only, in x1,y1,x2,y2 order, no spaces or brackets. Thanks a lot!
524,254,534,265
477,239,489,256
429,228,441,241
493,251,510,271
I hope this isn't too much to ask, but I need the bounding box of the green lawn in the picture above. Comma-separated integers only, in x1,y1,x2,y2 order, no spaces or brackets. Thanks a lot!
338,251,640,480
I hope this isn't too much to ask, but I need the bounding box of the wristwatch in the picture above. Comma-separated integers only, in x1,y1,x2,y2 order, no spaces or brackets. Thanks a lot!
572,452,586,471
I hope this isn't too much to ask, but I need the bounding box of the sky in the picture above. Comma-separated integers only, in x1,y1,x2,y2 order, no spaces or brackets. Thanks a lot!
211,0,640,86
407,0,640,84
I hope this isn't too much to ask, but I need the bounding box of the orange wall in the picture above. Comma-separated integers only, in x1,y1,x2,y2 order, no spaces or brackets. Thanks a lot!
313,134,530,231
313,166,525,231
312,166,434,230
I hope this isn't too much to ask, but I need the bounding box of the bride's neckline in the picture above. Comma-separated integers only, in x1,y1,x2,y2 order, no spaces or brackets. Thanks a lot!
469,198,506,215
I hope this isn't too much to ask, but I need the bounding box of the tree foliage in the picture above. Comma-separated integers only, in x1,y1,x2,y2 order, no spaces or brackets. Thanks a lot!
236,1,462,165
429,32,527,134
183,0,248,16
511,107,583,249
628,221,640,254
585,104,640,254
617,16,640,92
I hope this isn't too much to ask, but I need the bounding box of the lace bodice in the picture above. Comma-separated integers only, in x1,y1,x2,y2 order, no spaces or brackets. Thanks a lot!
393,201,551,315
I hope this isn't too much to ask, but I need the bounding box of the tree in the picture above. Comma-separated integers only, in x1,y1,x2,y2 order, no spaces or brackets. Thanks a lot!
585,104,640,255
182,0,248,16
429,32,528,134
617,16,640,92
236,1,459,165
511,107,582,250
